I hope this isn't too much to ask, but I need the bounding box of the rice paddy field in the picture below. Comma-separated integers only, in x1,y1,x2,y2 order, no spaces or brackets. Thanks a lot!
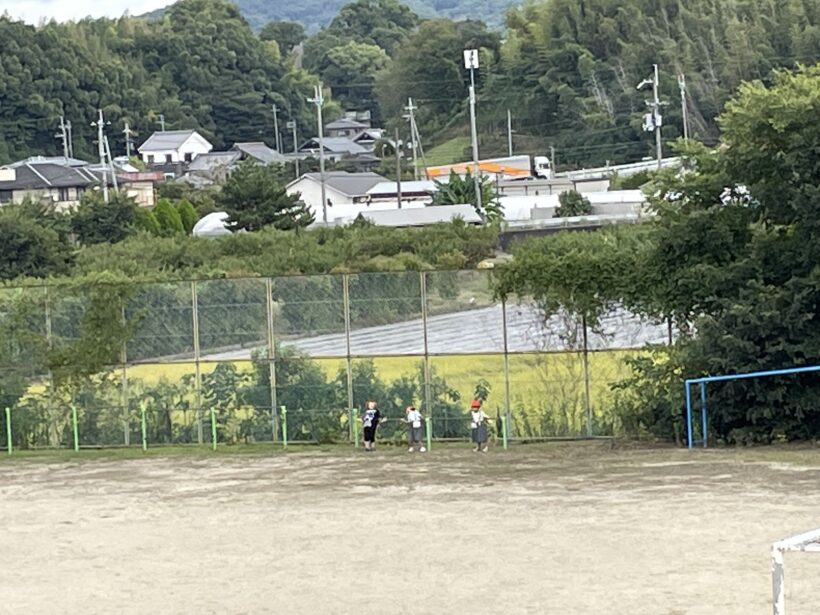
120,349,637,440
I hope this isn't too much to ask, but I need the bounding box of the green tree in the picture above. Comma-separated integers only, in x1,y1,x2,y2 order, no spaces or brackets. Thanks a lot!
0,203,73,279
71,192,140,245
377,19,501,138
175,200,198,234
318,41,390,113
325,0,418,55
135,208,162,236
220,161,315,231
432,170,503,222
554,190,593,218
153,199,185,236
259,20,306,54
625,66,820,443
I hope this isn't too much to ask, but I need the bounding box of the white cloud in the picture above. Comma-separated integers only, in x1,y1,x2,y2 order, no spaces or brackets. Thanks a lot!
0,0,170,23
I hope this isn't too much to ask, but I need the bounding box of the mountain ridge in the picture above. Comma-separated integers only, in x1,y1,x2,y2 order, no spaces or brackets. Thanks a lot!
147,0,518,31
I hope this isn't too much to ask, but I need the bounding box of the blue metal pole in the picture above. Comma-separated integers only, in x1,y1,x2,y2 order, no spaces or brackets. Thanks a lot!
700,382,708,448
685,381,693,449
689,364,820,384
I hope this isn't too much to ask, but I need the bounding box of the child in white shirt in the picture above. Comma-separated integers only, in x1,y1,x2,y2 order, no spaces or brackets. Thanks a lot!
405,405,426,452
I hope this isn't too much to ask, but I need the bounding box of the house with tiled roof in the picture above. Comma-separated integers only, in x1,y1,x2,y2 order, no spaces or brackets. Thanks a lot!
138,130,213,166
0,157,162,209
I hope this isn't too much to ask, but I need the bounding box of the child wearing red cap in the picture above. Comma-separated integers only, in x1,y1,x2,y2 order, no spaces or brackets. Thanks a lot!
469,399,489,452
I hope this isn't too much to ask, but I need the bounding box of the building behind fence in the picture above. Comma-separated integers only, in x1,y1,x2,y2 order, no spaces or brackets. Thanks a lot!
0,270,670,449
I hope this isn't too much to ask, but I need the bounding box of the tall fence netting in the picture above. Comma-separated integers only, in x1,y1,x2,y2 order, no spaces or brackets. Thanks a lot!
0,270,671,449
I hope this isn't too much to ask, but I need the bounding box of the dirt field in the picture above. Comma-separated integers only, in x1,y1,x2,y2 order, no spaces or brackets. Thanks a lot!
1,443,819,614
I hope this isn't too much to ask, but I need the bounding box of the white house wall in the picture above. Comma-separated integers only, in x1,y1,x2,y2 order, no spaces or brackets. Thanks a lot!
141,134,212,164
287,180,353,220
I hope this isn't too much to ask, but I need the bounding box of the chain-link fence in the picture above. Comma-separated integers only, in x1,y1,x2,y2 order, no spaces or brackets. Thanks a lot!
0,270,671,450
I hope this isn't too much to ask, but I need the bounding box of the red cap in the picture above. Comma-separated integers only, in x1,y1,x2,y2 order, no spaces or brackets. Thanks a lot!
470,399,481,409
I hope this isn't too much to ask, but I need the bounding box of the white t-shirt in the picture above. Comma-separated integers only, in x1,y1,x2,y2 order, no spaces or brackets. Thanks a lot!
406,410,422,428
471,410,487,428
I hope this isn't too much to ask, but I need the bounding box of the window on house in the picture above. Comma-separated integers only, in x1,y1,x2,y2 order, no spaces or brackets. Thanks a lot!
147,155,155,164
165,154,173,164
0,190,12,204
184,152,193,163
57,187,70,202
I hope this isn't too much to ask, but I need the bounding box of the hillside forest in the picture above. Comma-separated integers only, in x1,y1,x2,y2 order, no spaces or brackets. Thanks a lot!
1,0,818,166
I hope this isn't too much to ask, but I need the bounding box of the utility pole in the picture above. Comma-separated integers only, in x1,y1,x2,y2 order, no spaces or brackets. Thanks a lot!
308,84,328,224
395,128,402,210
123,122,136,158
104,136,118,193
506,109,513,157
550,145,556,173
678,73,690,142
272,104,282,152
56,117,69,158
92,109,110,203
404,98,419,181
464,49,482,213
66,120,74,158
287,120,300,179
158,114,166,132
637,64,667,170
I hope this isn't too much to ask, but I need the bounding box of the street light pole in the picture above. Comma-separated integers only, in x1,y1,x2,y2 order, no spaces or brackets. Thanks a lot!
308,84,328,223
678,73,690,142
464,49,482,213
653,64,662,169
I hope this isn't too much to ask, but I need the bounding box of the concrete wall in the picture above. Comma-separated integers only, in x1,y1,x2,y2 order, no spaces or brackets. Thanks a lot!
123,182,156,208
10,187,84,210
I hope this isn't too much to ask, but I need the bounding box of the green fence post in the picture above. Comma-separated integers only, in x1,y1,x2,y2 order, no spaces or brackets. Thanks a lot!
71,403,79,452
501,414,508,450
425,416,432,452
352,408,359,448
210,407,217,451
140,402,148,452
281,406,287,448
5,407,12,455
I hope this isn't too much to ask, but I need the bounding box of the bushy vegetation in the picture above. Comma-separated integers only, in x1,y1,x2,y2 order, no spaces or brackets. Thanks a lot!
496,66,820,444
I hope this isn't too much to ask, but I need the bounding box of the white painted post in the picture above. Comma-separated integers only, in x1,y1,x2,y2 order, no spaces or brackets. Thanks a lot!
771,527,820,615
771,545,785,615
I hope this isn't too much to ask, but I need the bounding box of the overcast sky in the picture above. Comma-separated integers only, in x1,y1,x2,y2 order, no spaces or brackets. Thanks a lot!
1,0,169,23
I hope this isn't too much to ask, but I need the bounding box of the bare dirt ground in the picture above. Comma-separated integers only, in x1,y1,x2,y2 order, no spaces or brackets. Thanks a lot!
1,443,819,615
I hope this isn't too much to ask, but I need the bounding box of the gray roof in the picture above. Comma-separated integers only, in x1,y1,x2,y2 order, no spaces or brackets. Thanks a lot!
358,204,482,227
299,171,387,196
300,137,368,155
325,118,369,131
232,142,289,164
139,130,205,152
352,129,383,142
367,180,437,196
186,151,242,172
8,156,90,168
0,162,101,191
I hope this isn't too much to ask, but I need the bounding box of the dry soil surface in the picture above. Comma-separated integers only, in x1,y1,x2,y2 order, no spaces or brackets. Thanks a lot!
1,444,819,614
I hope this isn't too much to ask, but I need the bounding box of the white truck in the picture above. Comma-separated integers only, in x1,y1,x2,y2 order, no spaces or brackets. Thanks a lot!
425,154,552,181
